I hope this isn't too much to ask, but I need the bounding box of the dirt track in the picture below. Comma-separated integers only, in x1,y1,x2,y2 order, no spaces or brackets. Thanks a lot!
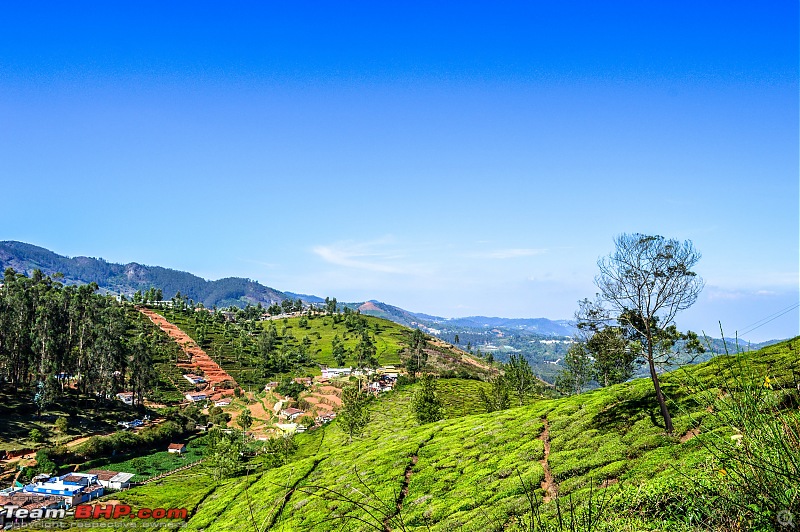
539,418,558,503
138,308,237,388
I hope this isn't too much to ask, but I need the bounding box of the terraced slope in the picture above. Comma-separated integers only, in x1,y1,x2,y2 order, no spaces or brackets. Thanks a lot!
115,338,799,530
139,307,236,388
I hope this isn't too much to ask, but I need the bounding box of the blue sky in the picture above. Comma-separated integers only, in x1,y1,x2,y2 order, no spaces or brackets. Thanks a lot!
1,2,797,341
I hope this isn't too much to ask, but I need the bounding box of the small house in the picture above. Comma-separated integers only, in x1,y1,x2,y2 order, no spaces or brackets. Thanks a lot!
321,367,352,379
183,374,206,385
280,407,305,421
87,470,135,490
116,392,134,405
167,443,186,454
185,392,207,402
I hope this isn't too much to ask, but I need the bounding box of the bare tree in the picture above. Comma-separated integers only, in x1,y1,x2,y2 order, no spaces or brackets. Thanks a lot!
587,233,704,433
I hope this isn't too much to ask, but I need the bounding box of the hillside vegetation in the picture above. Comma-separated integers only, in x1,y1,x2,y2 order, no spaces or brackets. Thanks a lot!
112,337,799,531
154,308,493,389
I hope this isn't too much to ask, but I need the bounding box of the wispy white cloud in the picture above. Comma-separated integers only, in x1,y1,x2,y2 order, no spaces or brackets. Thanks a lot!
312,238,429,275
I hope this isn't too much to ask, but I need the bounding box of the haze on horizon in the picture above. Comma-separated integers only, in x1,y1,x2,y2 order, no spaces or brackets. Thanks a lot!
1,2,797,342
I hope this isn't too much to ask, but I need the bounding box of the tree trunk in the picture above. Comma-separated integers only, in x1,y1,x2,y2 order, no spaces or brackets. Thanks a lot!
646,341,674,433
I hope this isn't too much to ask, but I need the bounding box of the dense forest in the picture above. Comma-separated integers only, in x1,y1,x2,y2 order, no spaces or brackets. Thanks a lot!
0,268,170,409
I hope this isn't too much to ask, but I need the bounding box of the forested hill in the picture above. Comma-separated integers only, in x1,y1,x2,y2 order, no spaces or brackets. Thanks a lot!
0,241,286,308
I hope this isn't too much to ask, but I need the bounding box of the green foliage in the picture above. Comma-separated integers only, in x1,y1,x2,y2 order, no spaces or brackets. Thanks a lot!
585,233,705,433
84,440,205,482
505,354,538,405
157,309,406,390
275,378,306,399
555,343,593,396
34,447,57,475
205,428,244,480
28,427,44,443
204,406,226,427
479,375,511,412
106,336,800,531
236,408,253,432
339,385,371,443
331,334,346,366
587,326,635,387
406,328,429,377
677,338,800,528
74,420,187,461
413,374,444,424
54,416,68,435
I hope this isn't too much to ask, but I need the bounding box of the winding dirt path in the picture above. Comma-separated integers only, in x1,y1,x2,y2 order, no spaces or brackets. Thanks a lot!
539,418,558,503
384,431,437,531
138,308,236,388
265,458,324,530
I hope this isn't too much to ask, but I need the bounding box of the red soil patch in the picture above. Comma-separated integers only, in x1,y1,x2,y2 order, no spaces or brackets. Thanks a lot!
317,394,342,406
539,419,558,503
139,308,236,388
680,427,700,443
358,301,383,313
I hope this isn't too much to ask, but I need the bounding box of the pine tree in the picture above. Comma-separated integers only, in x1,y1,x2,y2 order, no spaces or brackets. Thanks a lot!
339,386,370,443
413,374,443,424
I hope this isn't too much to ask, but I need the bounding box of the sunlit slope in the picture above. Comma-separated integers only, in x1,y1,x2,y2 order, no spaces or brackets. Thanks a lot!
122,337,798,530
155,309,493,389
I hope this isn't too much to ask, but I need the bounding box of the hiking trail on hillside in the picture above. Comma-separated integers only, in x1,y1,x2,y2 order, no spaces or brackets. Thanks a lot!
539,418,558,503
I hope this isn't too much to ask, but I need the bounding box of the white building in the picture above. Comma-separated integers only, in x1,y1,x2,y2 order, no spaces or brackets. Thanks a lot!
87,470,135,490
321,367,352,379
185,392,208,402
116,392,134,405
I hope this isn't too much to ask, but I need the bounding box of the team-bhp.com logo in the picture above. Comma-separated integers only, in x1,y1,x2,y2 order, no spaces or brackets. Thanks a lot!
3,504,187,521
75,504,187,520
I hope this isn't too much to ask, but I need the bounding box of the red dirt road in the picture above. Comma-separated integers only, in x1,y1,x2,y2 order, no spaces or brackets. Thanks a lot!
138,308,236,388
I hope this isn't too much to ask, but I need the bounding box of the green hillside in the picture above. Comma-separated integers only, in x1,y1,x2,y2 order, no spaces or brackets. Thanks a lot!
154,308,492,388
109,338,799,531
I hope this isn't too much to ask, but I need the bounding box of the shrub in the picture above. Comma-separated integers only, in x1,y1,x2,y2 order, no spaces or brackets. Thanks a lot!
29,428,44,443
54,417,69,435
679,338,800,529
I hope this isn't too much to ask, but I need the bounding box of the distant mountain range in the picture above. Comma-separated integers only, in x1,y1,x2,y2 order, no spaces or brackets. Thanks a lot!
1,241,782,349
346,300,577,337
0,241,286,309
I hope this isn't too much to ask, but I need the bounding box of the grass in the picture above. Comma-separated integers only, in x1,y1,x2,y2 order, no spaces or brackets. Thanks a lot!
102,337,799,531
80,435,207,482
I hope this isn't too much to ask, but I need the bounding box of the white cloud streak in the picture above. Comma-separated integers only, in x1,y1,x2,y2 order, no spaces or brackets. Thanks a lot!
311,238,430,275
